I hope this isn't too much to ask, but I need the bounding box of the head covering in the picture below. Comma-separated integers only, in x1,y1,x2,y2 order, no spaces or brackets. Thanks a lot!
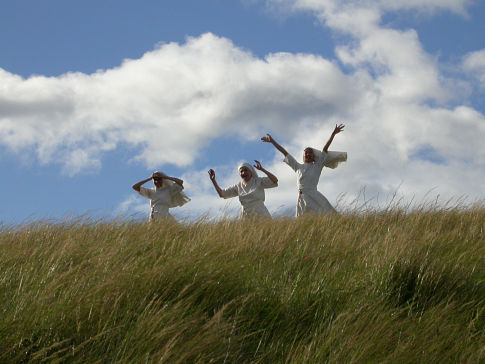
238,162,259,179
237,162,262,192
304,148,347,169
154,171,191,207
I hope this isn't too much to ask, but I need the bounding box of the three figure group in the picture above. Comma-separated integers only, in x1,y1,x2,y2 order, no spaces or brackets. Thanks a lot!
132,125,346,221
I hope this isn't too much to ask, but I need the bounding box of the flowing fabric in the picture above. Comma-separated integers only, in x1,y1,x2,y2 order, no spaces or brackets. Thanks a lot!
156,172,191,208
310,149,347,169
220,163,278,217
285,150,347,217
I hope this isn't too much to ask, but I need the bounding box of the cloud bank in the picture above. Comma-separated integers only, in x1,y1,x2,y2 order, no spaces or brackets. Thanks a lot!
0,33,357,174
1,0,484,216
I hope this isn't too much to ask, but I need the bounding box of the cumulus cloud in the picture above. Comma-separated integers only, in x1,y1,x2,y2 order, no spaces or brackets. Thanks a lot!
2,0,485,215
0,33,357,175
115,194,149,220
463,49,485,87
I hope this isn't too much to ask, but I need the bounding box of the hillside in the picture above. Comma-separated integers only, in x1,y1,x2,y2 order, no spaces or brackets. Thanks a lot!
1,209,484,363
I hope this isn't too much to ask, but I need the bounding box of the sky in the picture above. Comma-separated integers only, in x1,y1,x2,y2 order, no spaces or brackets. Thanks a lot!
1,0,485,224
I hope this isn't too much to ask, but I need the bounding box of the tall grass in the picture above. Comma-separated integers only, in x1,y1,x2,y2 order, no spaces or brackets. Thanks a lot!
0,207,484,363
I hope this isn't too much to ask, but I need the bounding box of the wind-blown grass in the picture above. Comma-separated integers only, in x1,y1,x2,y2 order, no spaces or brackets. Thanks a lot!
0,207,484,363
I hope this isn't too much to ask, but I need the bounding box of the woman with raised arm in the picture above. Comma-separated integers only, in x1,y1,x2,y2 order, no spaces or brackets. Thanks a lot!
261,124,347,216
208,160,278,218
132,171,190,221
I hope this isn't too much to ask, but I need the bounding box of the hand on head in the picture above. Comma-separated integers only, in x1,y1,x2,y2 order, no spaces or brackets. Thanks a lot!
152,171,163,180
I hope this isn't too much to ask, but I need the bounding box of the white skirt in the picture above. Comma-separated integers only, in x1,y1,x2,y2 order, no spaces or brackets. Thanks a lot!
241,200,272,218
296,189,336,217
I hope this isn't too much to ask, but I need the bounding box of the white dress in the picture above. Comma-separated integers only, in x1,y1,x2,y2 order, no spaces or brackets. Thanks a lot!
284,151,347,217
221,176,278,217
138,184,186,221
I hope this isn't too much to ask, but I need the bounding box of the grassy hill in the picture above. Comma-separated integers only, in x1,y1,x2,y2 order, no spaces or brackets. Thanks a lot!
1,208,484,363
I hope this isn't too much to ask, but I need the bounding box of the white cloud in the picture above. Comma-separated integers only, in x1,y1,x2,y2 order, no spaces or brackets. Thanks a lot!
463,49,485,87
380,0,470,15
268,1,452,103
0,33,357,174
269,0,470,18
115,194,149,220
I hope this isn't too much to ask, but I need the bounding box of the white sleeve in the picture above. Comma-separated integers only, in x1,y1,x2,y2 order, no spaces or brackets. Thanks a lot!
283,153,301,172
260,176,278,189
220,184,239,199
324,151,348,169
169,183,183,196
138,187,154,199
316,151,328,169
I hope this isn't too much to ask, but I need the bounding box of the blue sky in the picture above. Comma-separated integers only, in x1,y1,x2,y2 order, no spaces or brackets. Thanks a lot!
1,0,485,224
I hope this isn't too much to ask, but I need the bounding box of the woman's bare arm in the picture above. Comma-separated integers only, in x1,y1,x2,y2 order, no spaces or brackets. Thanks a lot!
132,175,154,192
322,124,345,152
253,160,278,184
261,134,288,157
208,169,224,198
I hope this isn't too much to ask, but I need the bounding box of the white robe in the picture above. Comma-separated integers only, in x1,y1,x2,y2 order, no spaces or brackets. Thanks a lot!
284,150,347,217
138,184,189,221
221,176,277,217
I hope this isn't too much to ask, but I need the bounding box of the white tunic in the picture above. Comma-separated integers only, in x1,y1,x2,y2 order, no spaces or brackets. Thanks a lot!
284,151,347,217
221,176,277,217
138,184,184,221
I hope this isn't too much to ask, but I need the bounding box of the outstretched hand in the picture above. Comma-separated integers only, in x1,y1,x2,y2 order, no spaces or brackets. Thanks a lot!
261,134,274,143
253,160,263,171
208,169,216,181
333,124,345,135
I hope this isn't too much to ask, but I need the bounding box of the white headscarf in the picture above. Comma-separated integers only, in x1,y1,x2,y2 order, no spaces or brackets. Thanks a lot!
155,171,191,208
306,148,348,169
238,162,259,179
237,162,262,191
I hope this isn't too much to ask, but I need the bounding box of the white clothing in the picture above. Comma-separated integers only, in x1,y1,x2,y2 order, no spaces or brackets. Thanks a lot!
238,162,259,180
284,150,347,217
138,183,189,221
309,149,347,169
152,171,191,208
221,175,277,218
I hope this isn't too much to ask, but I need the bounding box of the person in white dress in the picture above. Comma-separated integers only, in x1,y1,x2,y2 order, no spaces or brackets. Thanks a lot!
208,161,278,218
132,171,190,221
261,124,346,217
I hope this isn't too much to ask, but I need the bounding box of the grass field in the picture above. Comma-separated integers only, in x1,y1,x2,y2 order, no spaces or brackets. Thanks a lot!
1,206,484,363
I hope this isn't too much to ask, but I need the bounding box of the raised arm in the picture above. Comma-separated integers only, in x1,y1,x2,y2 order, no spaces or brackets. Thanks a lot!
253,160,278,184
132,175,154,192
261,134,288,157
208,169,224,198
322,124,345,153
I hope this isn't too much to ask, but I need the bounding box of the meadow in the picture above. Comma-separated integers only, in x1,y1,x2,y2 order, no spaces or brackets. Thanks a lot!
0,206,484,363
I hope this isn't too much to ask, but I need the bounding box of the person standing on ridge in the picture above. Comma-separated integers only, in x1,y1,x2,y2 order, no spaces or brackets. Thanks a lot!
261,124,346,216
208,160,278,218
132,171,190,221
